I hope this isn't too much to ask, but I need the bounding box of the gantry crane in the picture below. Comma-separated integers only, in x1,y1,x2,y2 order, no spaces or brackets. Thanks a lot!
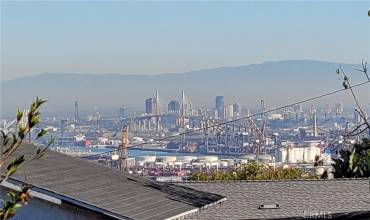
119,124,129,171
244,117,267,156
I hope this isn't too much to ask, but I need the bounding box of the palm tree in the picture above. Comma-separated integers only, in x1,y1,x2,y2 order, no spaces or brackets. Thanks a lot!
332,139,370,178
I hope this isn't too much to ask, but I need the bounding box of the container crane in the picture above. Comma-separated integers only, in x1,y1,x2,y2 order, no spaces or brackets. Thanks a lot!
119,124,129,171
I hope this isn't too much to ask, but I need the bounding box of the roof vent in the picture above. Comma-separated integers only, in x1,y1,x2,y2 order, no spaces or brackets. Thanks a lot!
258,204,280,209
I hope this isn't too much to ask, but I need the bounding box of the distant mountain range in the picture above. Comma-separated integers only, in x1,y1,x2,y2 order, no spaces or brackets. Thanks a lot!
1,60,369,117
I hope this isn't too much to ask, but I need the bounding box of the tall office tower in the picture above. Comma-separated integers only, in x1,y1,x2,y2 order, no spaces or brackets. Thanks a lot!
179,90,193,116
324,104,332,118
154,90,160,115
294,104,303,113
119,107,128,118
309,105,317,119
215,96,225,120
335,103,344,116
168,100,180,113
74,101,79,123
177,90,187,129
154,90,160,131
145,98,154,114
180,90,186,116
233,102,242,118
224,105,234,119
245,108,250,117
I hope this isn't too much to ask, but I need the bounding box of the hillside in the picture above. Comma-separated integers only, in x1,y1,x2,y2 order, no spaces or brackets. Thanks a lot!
1,60,368,116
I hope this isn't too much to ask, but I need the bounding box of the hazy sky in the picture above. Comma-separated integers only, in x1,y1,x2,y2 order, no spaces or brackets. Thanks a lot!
1,1,370,81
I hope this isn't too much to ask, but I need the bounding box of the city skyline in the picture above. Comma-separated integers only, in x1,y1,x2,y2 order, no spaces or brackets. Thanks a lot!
2,59,370,116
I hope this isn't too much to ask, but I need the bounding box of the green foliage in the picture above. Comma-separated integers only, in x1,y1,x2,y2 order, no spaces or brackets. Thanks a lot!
0,97,51,220
190,162,313,181
190,172,209,181
6,156,25,178
0,186,30,220
211,171,237,181
332,139,370,178
36,129,47,139
275,167,306,179
15,110,22,123
34,138,54,160
237,162,264,180
17,125,26,140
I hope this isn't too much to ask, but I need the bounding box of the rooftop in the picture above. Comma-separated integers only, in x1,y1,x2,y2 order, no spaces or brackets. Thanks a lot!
3,144,370,220
178,179,370,219
2,144,224,220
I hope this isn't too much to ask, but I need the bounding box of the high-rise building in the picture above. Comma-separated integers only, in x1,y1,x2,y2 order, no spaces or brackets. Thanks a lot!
224,105,234,119
180,90,193,116
309,105,317,118
154,90,160,115
335,103,344,116
207,109,218,119
215,96,224,119
245,108,250,117
145,98,154,114
155,90,161,130
145,90,160,115
168,100,180,113
324,104,332,118
74,101,79,123
119,107,128,118
233,102,241,118
294,104,303,113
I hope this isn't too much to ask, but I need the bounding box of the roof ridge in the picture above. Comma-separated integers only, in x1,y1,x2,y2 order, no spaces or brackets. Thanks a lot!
176,177,370,183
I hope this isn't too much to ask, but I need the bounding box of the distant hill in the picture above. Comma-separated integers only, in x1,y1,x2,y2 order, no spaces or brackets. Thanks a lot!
1,60,369,117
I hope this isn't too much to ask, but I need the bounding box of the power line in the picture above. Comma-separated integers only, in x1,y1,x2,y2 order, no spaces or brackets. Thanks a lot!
84,80,370,158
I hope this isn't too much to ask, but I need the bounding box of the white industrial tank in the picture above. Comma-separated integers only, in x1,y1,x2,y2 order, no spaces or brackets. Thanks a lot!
240,154,257,160
257,155,272,162
176,156,197,162
136,156,156,163
278,148,287,163
198,156,218,162
161,156,177,162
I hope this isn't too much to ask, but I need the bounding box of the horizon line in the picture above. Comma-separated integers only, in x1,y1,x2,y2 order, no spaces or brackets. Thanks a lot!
1,58,360,82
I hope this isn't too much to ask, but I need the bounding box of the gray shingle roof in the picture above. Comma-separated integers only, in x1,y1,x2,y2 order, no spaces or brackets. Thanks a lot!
4,145,224,220
178,179,370,220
